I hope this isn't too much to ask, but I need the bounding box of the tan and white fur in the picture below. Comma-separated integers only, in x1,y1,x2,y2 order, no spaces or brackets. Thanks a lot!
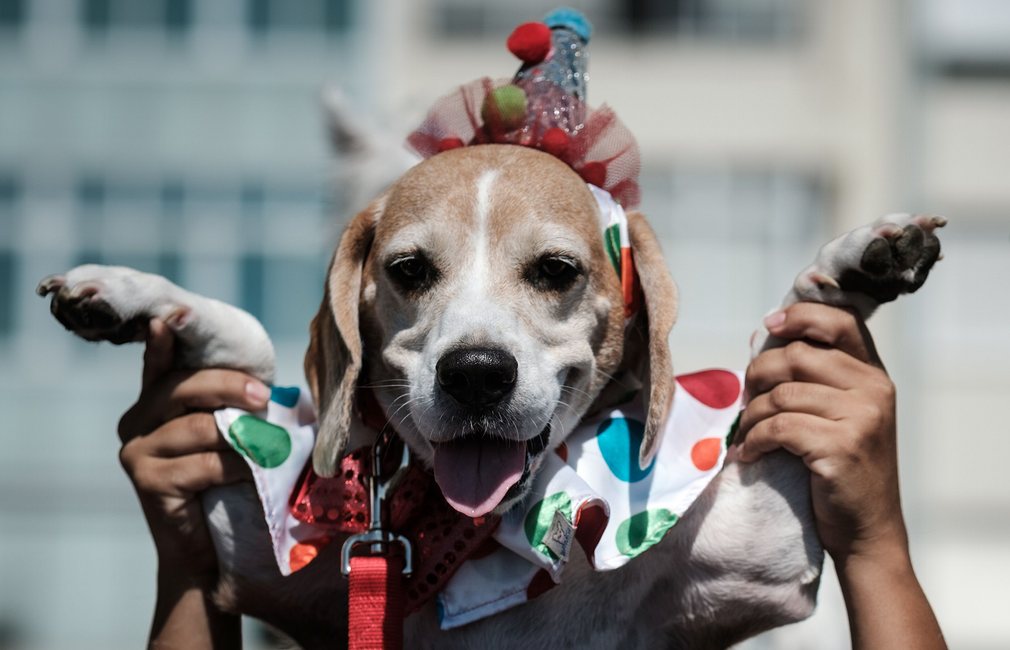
38,125,944,647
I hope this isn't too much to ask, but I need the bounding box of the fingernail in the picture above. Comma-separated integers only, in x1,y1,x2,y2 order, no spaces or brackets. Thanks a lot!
763,310,786,329
245,381,270,405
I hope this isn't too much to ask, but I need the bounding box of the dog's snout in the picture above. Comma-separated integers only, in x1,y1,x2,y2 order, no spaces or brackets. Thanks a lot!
436,348,518,408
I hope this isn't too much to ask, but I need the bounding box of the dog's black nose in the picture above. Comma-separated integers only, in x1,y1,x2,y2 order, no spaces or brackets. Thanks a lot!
436,348,518,408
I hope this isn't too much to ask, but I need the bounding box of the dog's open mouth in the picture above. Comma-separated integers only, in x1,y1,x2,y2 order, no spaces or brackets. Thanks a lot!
432,425,551,518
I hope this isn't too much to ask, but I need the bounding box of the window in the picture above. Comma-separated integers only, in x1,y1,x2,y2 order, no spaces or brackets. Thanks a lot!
258,256,326,339
241,253,327,339
239,253,265,322
639,164,828,351
80,0,109,33
164,0,189,34
63,175,327,343
923,0,1010,79
247,0,352,37
73,176,105,267
434,0,606,37
158,182,184,283
80,0,192,37
0,175,20,338
621,0,802,40
0,174,18,220
238,182,265,321
76,176,105,209
640,166,825,242
432,0,802,42
237,182,329,339
0,0,25,30
0,250,14,337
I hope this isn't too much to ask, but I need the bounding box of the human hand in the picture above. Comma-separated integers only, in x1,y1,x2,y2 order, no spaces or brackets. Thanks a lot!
117,319,267,581
735,303,907,564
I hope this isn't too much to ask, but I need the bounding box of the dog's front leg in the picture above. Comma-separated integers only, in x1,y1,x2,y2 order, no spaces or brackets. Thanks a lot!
753,213,946,353
37,264,275,382
668,214,947,644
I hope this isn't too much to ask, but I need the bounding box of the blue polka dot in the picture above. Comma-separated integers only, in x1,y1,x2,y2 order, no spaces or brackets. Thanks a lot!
270,385,300,408
596,417,654,482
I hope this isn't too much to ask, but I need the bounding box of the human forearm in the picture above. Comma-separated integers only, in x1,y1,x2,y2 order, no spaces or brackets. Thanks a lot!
150,566,241,650
740,304,947,648
115,321,261,649
834,535,946,650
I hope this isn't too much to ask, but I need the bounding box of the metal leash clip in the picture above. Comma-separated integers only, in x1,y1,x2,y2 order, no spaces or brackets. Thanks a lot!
340,432,413,576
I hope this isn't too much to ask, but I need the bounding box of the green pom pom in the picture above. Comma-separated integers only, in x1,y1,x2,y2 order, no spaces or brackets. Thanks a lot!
482,85,528,131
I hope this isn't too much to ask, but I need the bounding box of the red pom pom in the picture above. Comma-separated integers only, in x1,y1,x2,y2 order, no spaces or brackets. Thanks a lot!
540,127,570,157
579,161,607,187
507,22,552,64
437,137,465,152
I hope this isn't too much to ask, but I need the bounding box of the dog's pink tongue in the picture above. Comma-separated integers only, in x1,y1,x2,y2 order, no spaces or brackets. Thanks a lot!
433,438,526,518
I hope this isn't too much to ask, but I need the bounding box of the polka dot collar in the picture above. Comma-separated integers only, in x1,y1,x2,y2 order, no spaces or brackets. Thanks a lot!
212,368,743,629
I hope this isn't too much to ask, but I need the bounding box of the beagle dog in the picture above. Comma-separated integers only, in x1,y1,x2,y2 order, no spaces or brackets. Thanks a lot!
38,143,944,648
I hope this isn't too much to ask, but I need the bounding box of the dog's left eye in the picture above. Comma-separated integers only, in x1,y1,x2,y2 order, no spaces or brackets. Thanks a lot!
527,254,582,291
387,254,438,293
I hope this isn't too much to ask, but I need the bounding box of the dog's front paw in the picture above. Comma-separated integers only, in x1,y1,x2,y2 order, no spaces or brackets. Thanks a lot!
37,265,188,344
793,213,946,313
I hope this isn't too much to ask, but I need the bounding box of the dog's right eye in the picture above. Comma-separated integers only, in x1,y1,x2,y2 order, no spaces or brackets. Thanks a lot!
386,254,438,293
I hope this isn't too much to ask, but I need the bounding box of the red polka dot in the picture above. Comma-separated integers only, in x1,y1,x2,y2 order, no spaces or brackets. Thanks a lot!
574,504,607,558
526,569,556,600
554,441,568,462
677,369,741,409
289,537,331,572
691,437,723,471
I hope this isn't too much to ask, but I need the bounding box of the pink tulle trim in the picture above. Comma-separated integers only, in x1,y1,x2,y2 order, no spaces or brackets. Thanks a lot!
407,78,641,209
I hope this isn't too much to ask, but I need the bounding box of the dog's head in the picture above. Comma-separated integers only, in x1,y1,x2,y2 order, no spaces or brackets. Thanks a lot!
305,144,677,516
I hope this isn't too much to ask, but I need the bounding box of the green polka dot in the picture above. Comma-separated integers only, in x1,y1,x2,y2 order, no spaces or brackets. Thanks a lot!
604,223,621,274
726,412,742,447
524,492,572,559
615,508,679,558
228,415,292,469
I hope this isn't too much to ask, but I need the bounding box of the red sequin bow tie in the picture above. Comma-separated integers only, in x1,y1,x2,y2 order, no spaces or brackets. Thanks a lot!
288,445,501,613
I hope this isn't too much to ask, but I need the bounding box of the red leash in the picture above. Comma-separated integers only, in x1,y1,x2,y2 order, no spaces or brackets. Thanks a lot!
341,434,413,650
348,555,406,650
288,390,501,647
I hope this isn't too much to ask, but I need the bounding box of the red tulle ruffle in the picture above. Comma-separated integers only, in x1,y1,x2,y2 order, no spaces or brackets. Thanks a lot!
407,78,641,209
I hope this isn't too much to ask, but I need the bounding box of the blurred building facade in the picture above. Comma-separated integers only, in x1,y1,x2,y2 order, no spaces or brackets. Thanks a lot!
0,0,1006,648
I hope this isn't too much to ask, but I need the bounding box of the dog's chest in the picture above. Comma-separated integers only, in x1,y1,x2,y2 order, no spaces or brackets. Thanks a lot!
406,545,673,648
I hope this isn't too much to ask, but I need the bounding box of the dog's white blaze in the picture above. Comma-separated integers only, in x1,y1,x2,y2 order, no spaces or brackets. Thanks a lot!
464,170,498,298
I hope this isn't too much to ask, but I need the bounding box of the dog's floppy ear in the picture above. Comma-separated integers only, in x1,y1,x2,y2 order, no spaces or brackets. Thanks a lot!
626,211,679,467
305,198,383,477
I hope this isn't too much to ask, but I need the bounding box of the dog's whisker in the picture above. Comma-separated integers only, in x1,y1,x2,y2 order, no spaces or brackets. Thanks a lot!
383,393,413,416
560,385,594,401
592,367,621,384
380,393,425,437
362,379,412,386
391,395,431,431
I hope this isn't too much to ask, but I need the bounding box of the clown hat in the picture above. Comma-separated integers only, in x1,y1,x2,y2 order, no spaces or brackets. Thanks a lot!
408,8,641,208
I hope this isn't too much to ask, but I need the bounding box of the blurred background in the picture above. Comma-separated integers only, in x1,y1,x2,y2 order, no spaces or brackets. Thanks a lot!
0,0,1008,648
